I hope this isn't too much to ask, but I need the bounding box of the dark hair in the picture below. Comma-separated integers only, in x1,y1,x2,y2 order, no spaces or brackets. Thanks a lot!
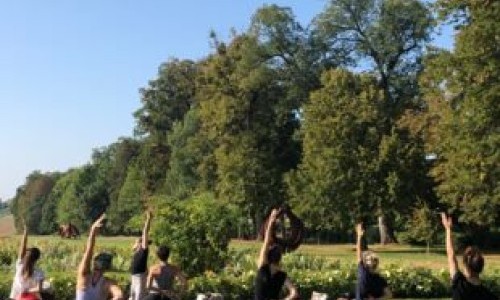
94,252,113,271
463,246,484,275
157,246,170,262
21,247,41,278
267,244,282,264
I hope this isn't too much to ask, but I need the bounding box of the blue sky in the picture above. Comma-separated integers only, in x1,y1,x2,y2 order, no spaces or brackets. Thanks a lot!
0,1,453,201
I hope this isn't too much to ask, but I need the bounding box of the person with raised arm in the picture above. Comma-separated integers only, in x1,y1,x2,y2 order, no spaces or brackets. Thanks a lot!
441,213,497,300
9,220,45,300
76,214,123,300
142,245,188,300
254,208,298,300
339,223,391,300
129,211,152,300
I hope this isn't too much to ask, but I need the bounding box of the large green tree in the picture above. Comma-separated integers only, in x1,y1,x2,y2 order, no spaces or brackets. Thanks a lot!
134,59,198,193
10,171,57,234
309,0,435,242
314,0,433,114
197,35,287,232
56,159,109,232
162,108,210,200
424,0,500,232
287,69,431,240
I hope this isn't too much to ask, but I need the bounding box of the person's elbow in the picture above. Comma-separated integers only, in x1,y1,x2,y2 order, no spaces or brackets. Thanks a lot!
288,286,299,299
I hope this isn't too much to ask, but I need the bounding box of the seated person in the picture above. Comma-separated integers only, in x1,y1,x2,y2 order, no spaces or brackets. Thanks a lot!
441,213,497,300
254,208,298,300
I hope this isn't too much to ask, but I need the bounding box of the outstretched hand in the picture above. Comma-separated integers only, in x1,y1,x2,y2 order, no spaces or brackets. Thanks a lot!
92,213,106,230
441,212,452,230
269,208,280,224
356,223,365,237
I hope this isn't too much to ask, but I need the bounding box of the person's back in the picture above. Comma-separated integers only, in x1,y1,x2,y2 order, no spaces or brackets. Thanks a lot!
75,274,105,300
441,214,498,300
254,263,287,300
10,223,45,300
356,257,387,299
452,271,497,300
76,214,123,300
150,264,176,292
254,209,298,300
143,245,187,300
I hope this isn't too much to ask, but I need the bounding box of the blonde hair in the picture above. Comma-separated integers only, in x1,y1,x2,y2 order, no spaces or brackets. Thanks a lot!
362,250,379,270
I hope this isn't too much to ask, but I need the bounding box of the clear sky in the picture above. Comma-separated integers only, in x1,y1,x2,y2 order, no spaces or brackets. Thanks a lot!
0,1,453,201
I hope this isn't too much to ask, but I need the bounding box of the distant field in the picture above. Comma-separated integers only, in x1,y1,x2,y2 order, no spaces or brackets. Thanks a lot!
0,214,15,237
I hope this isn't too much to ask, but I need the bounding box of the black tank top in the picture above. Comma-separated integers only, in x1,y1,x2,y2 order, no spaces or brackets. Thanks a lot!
130,247,149,274
254,264,287,300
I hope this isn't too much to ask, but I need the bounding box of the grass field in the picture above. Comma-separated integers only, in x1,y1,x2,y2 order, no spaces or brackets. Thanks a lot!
0,214,15,237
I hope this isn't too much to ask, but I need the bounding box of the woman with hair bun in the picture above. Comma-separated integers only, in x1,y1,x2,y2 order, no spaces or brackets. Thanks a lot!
441,213,497,300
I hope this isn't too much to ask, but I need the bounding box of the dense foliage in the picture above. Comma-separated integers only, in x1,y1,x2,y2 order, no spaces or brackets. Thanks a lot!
151,193,236,276
8,0,499,254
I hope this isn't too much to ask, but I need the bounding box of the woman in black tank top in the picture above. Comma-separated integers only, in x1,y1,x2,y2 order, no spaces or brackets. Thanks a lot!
254,209,298,300
441,213,498,300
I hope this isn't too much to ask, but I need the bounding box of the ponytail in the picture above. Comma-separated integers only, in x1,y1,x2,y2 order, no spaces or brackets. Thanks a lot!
21,247,40,279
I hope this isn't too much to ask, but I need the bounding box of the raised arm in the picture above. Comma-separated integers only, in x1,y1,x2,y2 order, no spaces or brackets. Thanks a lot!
356,223,365,264
141,211,152,249
441,213,458,279
78,214,106,276
18,220,28,259
258,208,279,268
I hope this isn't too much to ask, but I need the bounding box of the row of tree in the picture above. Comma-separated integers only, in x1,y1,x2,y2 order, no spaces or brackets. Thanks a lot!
9,0,499,245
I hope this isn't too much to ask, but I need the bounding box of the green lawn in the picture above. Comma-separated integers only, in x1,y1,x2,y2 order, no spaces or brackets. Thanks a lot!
231,239,500,273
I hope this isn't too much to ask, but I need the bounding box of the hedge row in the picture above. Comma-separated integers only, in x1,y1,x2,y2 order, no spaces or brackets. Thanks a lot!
1,267,500,299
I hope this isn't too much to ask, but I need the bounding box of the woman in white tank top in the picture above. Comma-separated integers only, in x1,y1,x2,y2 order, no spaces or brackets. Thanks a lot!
75,214,123,300
9,222,45,300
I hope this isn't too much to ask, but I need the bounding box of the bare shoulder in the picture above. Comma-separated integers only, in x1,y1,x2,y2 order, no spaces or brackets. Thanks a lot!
149,264,162,275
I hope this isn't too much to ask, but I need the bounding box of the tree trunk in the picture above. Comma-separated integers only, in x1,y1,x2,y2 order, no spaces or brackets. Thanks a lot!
378,215,395,245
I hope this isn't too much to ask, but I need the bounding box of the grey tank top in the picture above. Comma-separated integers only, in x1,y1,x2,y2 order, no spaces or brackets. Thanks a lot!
76,274,105,300
151,265,175,293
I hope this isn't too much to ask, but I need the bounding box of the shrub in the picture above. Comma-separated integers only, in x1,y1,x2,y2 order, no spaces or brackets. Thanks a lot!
151,193,236,276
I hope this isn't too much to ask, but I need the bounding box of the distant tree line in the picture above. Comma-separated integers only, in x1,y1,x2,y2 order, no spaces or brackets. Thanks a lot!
9,0,499,246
